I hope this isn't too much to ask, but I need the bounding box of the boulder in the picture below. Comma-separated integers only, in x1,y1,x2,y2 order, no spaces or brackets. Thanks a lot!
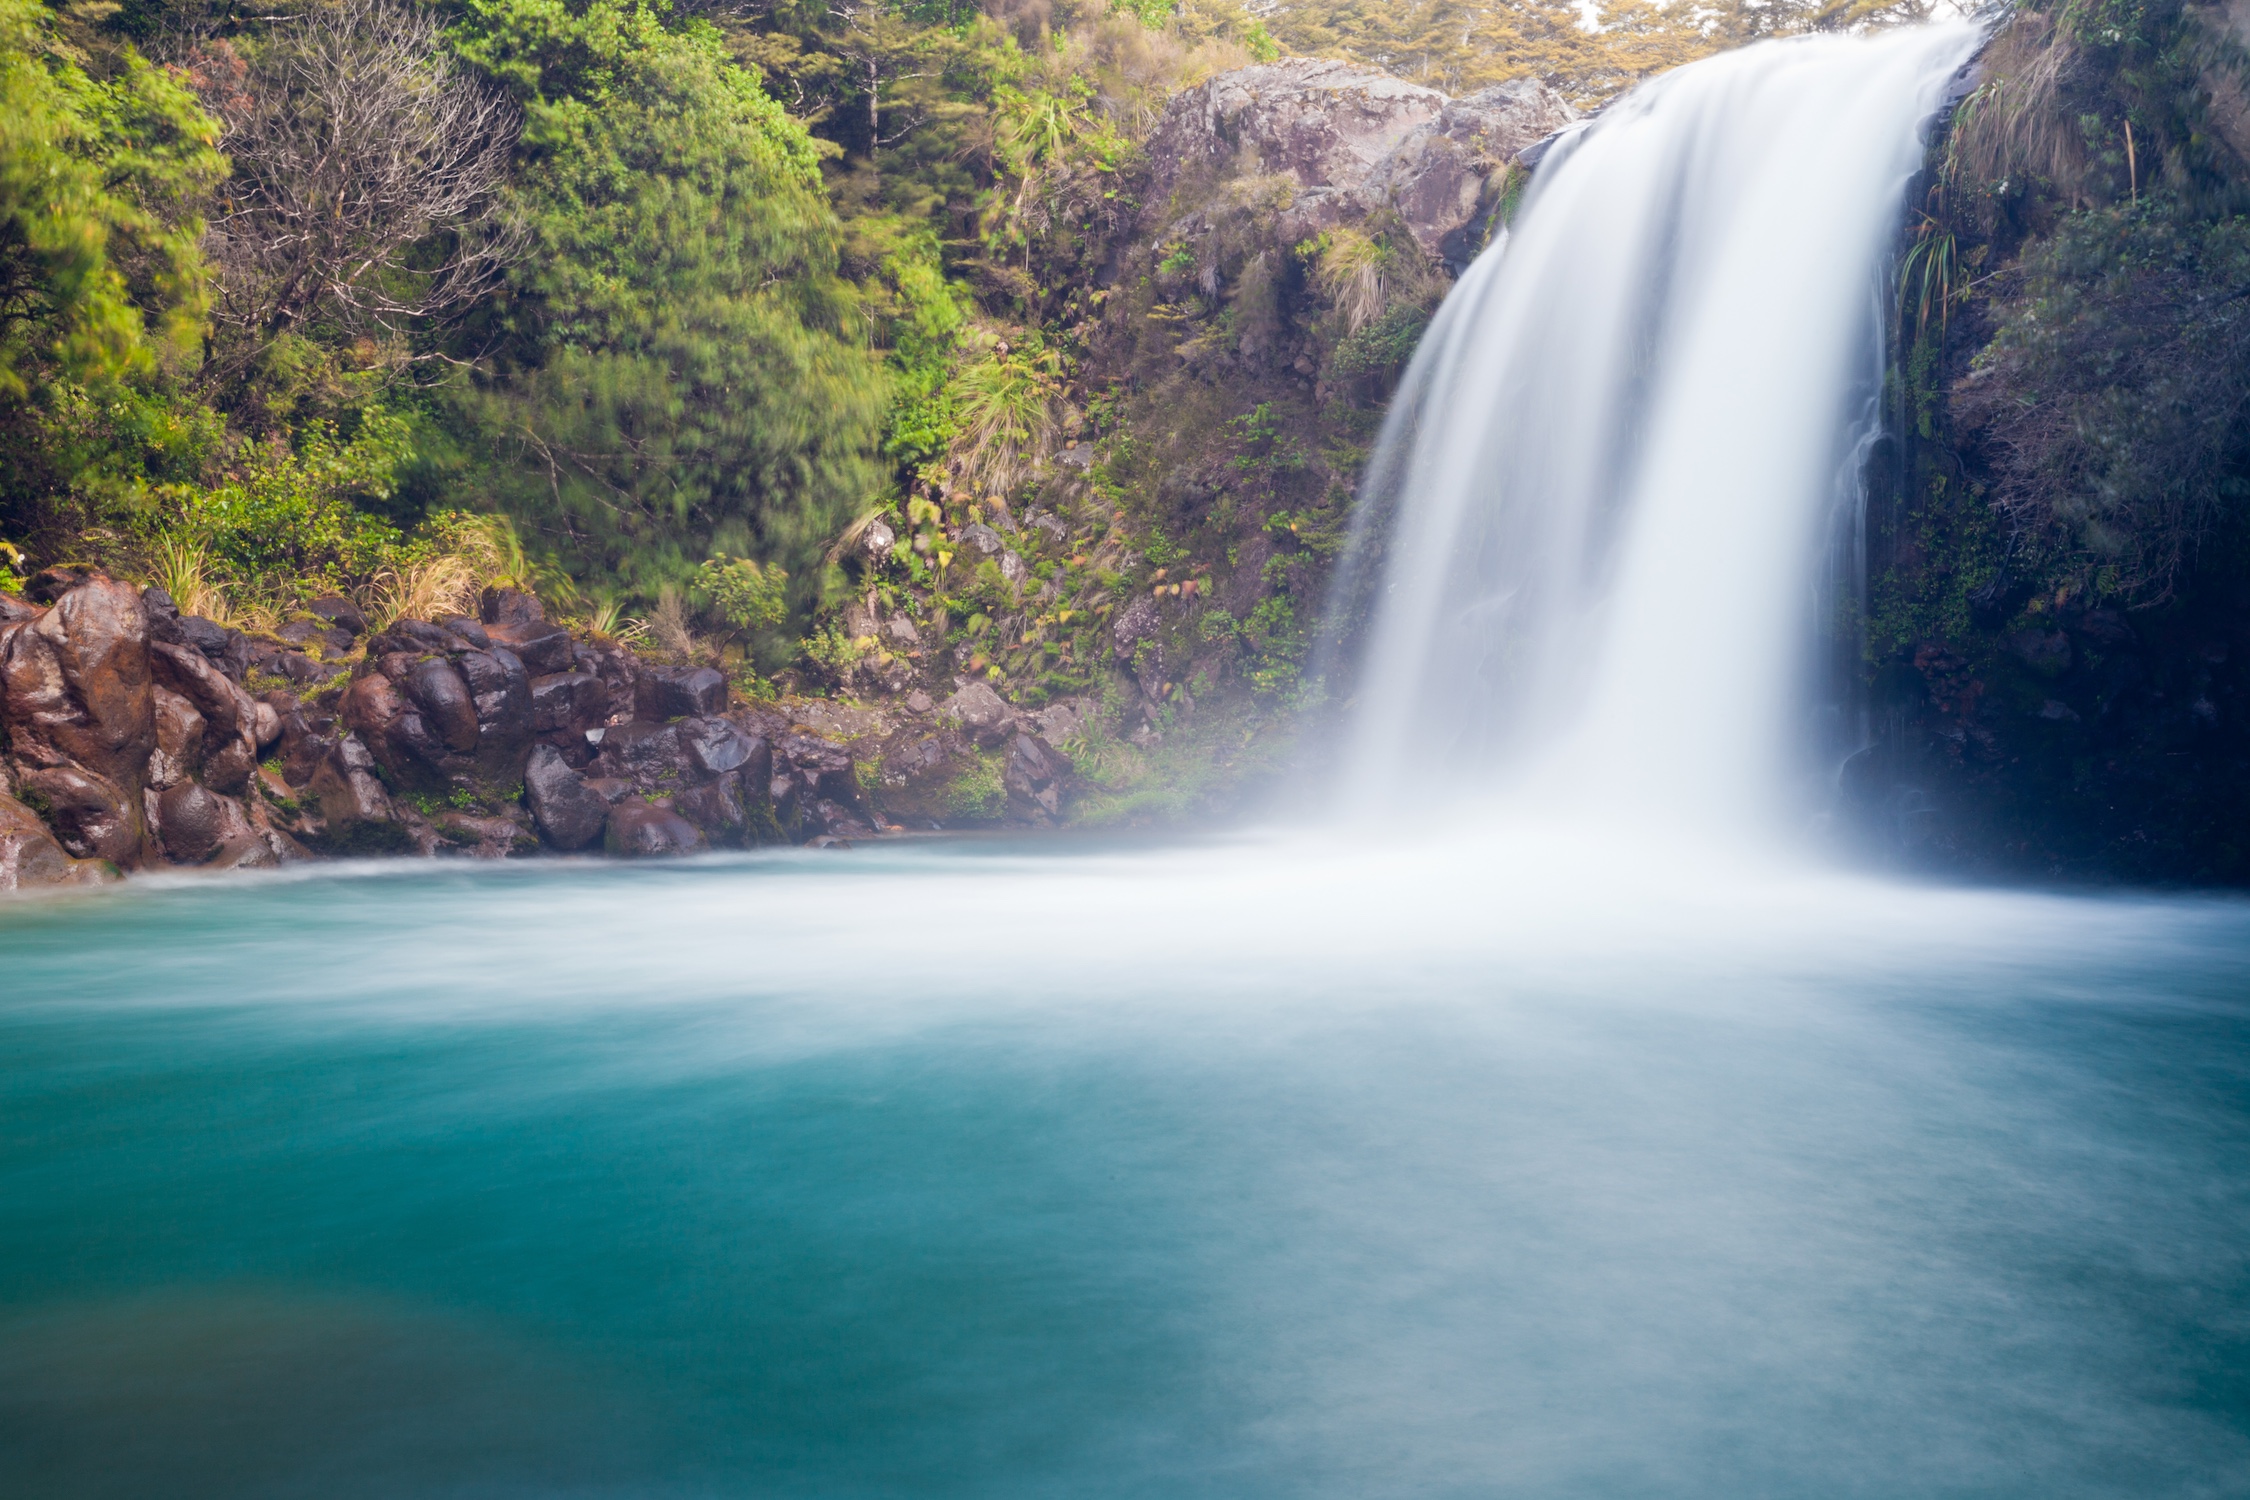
459,647,534,771
678,716,765,778
150,642,259,794
308,596,368,637
523,743,609,851
636,664,727,720
603,797,706,857
938,680,1015,747
1004,732,1073,822
1140,60,1577,264
590,721,692,791
305,735,411,853
0,790,111,890
531,671,606,736
403,657,480,753
14,762,141,864
150,687,206,786
673,772,749,843
479,587,545,630
487,618,575,677
156,781,225,863
0,572,155,791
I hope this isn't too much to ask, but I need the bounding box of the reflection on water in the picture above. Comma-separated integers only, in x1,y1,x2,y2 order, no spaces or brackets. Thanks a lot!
3,834,2249,1497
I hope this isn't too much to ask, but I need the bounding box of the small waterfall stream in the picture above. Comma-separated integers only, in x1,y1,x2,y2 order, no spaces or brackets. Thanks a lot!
1335,25,1981,837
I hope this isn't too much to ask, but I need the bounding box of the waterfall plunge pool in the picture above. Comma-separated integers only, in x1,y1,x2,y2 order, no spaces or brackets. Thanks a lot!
3,834,2248,1498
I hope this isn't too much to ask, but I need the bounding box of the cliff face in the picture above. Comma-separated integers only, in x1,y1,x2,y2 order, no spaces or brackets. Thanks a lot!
1854,0,2250,882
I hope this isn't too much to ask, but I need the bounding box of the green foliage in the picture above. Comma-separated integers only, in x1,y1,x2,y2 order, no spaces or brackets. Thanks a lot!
453,0,884,603
694,553,789,630
1965,205,2250,604
0,0,222,399
1331,303,1432,379
161,409,421,598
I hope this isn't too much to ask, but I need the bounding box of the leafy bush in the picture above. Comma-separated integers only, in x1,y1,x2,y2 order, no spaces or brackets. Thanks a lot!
453,0,885,603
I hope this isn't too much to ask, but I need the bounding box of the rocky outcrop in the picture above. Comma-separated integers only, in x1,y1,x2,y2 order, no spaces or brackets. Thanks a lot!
1141,60,1577,265
0,566,1112,893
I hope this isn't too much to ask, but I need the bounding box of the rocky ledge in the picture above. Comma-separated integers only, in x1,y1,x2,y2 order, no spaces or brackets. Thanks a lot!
0,570,1092,894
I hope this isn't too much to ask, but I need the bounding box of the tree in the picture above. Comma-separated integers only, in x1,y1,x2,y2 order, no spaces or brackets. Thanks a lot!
0,0,221,400
193,0,522,390
449,0,886,600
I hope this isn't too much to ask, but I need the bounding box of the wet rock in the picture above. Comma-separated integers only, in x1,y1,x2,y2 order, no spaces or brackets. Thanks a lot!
591,721,692,791
459,648,534,767
437,616,491,649
809,798,874,840
157,781,225,863
305,735,410,853
523,743,609,852
673,772,749,843
0,790,110,890
938,680,1015,747
1004,732,1073,822
579,640,642,723
15,762,140,864
150,642,259,794
487,618,574,677
603,796,706,857
678,716,764,778
275,617,355,655
636,665,727,721
151,687,206,786
404,657,479,754
435,809,537,859
308,596,368,637
531,672,606,736
479,587,545,630
252,698,283,752
366,620,444,657
0,571,155,792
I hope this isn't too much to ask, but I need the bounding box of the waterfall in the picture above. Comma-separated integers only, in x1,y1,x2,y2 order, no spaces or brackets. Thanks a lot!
1331,25,1980,840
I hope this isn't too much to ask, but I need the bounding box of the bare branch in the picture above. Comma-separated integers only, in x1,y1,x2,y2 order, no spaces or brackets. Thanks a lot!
193,0,523,383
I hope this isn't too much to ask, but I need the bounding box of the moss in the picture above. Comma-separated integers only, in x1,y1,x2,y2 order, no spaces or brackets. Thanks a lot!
938,749,1006,822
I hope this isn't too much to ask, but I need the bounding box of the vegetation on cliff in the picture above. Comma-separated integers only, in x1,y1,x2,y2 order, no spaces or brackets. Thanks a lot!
1867,0,2250,879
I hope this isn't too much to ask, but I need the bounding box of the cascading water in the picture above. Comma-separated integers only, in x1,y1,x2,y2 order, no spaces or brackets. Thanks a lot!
1334,25,1981,837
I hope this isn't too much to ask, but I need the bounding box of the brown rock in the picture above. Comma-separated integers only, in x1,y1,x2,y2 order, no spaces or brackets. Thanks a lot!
603,796,706,857
0,790,112,891
151,687,206,786
157,781,225,863
0,572,156,791
150,642,259,794
14,762,141,864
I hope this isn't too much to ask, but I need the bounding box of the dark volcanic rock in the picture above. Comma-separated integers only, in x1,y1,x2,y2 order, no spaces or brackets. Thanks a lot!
523,743,609,851
603,797,706,857
1004,732,1073,822
404,657,480,754
678,716,762,778
636,665,726,720
157,781,224,862
673,772,749,843
531,672,606,735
